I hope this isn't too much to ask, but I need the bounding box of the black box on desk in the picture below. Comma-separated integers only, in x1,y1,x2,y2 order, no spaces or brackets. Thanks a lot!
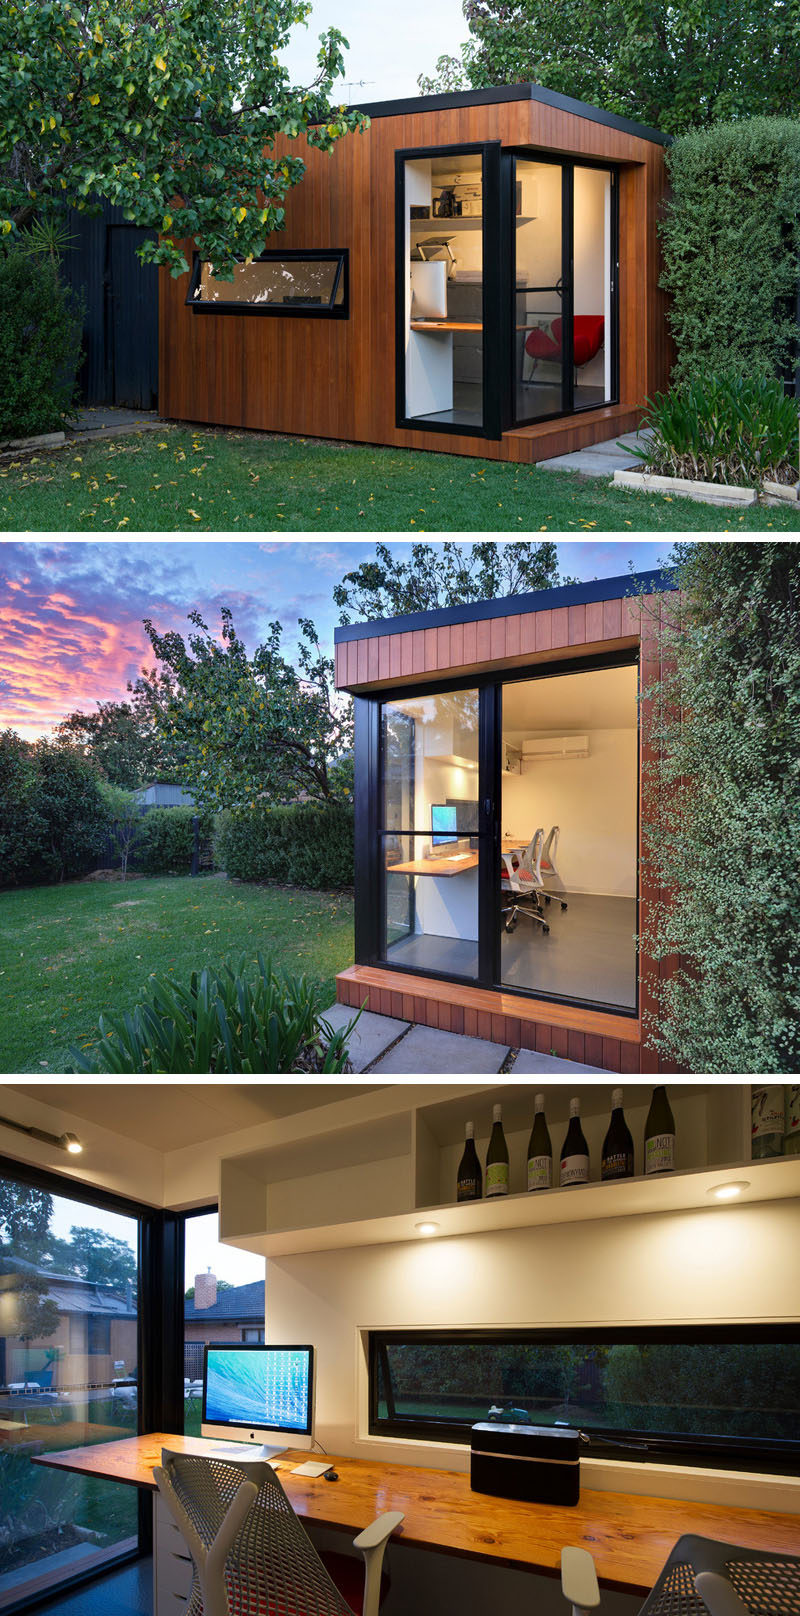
470,1423,580,1505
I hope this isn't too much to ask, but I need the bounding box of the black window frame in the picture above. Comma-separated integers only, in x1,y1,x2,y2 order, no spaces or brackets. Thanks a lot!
186,248,349,318
356,645,641,1020
368,1326,800,1476
0,1152,184,1614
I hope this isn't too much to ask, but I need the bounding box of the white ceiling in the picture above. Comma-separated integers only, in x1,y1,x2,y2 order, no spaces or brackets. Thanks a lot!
7,1084,381,1152
503,664,637,735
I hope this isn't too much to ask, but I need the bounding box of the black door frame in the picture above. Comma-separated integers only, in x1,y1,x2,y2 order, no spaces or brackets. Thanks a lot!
355,645,640,1020
502,150,620,432
394,141,504,440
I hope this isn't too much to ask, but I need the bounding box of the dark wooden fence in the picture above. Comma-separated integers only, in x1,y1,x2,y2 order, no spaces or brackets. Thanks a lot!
60,199,159,409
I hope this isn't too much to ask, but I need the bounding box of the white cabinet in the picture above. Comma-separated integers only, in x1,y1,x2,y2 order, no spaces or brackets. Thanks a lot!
218,1084,800,1259
154,1492,193,1616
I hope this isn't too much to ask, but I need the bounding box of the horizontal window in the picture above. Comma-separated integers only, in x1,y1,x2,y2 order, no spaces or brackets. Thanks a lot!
369,1327,800,1474
187,250,348,317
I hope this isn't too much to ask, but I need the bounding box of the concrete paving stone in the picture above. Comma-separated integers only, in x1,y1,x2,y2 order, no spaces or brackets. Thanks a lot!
320,1003,409,1073
371,1024,509,1075
510,1049,609,1075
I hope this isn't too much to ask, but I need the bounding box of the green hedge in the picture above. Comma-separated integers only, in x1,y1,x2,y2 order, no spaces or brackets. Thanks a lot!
661,118,800,386
136,807,214,874
216,802,354,889
0,253,83,440
0,732,108,887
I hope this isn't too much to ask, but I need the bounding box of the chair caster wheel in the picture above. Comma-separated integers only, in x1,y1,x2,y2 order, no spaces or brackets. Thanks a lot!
542,924,550,935
544,894,551,904
561,902,568,912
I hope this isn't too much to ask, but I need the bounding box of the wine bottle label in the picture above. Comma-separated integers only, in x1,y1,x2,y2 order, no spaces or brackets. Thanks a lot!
527,1155,551,1191
751,1088,784,1137
485,1163,509,1196
457,1179,480,1201
786,1087,800,1134
645,1133,674,1173
560,1153,589,1187
602,1153,633,1179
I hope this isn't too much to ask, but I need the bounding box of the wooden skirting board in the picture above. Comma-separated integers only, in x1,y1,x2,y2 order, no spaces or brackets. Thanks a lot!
336,965,643,1074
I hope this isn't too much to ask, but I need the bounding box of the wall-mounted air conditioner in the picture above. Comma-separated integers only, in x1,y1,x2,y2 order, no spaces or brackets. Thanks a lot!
521,734,589,761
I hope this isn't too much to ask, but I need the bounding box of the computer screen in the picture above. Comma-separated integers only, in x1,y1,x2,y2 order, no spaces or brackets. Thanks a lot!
201,1344,314,1454
431,804,458,846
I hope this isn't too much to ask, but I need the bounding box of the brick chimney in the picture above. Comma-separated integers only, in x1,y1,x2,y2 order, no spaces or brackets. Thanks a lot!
194,1269,217,1309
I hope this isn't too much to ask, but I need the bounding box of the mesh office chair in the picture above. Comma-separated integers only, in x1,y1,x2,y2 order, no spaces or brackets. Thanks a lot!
501,829,550,934
154,1450,403,1616
563,1535,800,1616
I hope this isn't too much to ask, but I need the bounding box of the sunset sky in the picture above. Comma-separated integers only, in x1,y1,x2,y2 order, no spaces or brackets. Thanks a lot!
1,538,672,740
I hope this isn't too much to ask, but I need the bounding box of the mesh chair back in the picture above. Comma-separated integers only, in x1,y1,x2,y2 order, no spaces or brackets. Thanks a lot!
159,1452,356,1616
639,1535,800,1616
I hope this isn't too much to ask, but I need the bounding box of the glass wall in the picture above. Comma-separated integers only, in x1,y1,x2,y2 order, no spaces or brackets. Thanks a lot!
573,166,613,410
500,663,638,1008
514,158,565,421
402,152,485,430
0,1169,139,1610
182,1209,265,1437
381,689,481,978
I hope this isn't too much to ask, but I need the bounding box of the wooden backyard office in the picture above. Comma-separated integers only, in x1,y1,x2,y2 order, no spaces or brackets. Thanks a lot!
334,569,678,1075
158,84,671,463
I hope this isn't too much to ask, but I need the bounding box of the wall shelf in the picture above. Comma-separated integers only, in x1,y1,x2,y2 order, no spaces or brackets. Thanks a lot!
217,1084,799,1260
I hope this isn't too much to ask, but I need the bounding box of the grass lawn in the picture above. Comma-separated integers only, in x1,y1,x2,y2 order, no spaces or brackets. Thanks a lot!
2,425,799,531
0,874,354,1073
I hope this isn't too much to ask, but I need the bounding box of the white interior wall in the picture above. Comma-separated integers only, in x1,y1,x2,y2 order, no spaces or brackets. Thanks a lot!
573,165,609,392
264,1197,800,1513
502,727,637,897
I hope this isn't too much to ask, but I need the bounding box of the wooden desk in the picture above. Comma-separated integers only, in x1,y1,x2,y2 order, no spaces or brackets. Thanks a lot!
33,1433,800,1597
388,839,525,876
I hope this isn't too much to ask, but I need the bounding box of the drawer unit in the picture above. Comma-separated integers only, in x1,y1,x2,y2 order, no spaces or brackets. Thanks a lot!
154,1492,193,1614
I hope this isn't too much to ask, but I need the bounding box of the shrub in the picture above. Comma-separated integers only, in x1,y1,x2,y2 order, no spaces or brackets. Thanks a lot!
67,955,360,1074
628,372,799,487
0,252,83,440
661,118,800,387
0,735,108,887
136,806,214,875
640,541,800,1072
216,801,354,889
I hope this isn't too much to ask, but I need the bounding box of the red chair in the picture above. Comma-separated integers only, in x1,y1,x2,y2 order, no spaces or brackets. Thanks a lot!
525,315,605,375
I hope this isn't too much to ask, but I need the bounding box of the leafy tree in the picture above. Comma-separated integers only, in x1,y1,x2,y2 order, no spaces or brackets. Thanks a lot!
43,1226,138,1290
0,730,47,887
1,0,366,275
13,1275,60,1346
131,607,352,811
334,540,565,623
55,699,177,790
0,1182,54,1260
640,541,800,1072
33,740,109,883
417,0,800,136
0,249,83,438
99,783,142,880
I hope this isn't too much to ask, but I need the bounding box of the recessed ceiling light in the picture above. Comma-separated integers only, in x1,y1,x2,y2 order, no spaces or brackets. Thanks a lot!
707,1181,750,1201
415,1221,440,1236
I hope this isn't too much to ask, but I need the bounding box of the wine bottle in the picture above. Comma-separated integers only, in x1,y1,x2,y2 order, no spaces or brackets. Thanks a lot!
644,1085,675,1175
560,1098,589,1187
485,1104,509,1197
751,1086,784,1159
527,1093,552,1191
601,1088,635,1180
784,1086,800,1157
457,1121,483,1201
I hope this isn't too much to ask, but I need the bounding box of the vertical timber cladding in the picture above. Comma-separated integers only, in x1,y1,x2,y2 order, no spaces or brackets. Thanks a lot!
157,92,670,460
335,587,672,1076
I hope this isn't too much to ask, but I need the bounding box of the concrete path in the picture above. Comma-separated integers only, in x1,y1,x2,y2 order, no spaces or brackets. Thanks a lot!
323,1004,609,1075
66,406,168,441
538,431,648,477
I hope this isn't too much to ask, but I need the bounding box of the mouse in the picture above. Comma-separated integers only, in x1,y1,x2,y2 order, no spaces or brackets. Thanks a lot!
324,1469,339,1481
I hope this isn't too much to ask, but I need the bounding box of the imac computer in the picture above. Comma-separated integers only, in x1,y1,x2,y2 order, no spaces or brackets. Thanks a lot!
431,804,459,847
201,1343,314,1459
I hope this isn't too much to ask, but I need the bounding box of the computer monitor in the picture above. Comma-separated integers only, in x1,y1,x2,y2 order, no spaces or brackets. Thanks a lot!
431,803,458,847
201,1343,314,1459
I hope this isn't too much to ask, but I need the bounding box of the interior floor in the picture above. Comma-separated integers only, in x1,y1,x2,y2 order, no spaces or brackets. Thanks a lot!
501,891,636,1009
25,1558,152,1616
409,380,609,429
385,893,636,1010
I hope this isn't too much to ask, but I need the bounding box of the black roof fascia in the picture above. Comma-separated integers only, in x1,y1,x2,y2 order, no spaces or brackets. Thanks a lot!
333,567,676,646
345,83,670,147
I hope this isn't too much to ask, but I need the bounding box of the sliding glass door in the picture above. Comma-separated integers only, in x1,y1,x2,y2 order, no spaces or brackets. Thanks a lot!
513,156,617,427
